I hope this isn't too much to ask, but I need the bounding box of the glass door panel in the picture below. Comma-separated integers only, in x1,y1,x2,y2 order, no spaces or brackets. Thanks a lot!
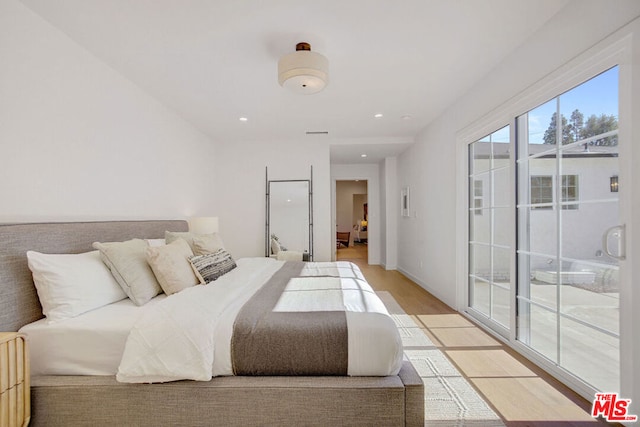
468,126,512,332
516,66,620,393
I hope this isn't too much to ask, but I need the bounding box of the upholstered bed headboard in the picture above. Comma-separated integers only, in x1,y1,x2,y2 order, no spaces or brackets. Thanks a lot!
0,220,188,332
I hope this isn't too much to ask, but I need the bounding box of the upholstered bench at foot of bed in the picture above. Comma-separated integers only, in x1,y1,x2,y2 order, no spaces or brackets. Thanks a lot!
30,361,423,426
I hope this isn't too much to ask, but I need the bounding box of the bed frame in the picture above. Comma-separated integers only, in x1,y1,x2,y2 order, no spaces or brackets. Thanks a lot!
0,220,424,426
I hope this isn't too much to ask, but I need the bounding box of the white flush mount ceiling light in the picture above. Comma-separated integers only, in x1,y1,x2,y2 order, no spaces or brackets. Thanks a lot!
278,42,328,95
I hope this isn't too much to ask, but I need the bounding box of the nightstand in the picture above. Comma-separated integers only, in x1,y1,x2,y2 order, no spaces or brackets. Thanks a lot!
0,333,30,427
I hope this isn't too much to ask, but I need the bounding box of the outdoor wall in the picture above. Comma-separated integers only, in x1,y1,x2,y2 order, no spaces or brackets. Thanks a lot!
471,155,619,276
0,0,216,223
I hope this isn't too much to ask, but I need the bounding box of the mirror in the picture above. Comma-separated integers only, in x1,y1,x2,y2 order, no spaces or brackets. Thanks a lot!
265,168,313,260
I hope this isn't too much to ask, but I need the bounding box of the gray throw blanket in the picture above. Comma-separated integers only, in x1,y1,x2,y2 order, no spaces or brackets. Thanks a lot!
231,262,348,375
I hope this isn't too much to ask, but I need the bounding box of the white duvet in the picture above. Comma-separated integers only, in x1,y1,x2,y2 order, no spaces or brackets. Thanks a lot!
116,258,403,383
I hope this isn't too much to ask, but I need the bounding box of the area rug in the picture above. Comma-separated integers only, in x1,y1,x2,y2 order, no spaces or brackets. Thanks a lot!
378,291,505,427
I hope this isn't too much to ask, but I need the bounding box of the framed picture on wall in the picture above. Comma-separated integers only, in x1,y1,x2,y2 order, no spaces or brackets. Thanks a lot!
401,186,410,217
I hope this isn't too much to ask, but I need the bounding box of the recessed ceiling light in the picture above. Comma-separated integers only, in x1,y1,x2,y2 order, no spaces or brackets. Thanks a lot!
401,115,412,120
374,113,383,118
361,154,367,158
239,117,248,122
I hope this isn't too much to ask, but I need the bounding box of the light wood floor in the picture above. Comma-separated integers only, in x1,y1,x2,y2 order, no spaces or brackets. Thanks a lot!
337,243,614,427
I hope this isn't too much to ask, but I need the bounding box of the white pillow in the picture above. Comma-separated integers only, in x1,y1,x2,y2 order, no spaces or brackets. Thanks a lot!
145,238,166,247
146,238,200,295
271,238,281,255
93,239,162,306
26,250,127,323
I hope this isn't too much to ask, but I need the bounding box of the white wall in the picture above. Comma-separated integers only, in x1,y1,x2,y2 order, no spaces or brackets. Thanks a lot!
331,164,380,264
214,138,331,261
397,0,640,417
0,0,217,223
397,0,640,306
381,157,398,270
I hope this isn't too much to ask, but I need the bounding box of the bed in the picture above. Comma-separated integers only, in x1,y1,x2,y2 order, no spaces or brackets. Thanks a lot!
0,220,424,426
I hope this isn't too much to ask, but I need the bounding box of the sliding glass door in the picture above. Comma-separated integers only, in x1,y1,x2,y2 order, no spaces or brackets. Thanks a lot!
468,126,512,334
516,67,620,392
466,65,623,396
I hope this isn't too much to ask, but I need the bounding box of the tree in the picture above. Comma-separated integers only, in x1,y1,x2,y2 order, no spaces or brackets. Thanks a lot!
583,113,618,145
542,112,571,144
568,109,584,141
542,109,617,146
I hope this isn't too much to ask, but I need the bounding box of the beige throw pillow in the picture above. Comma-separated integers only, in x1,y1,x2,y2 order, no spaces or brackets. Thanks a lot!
192,234,225,255
165,231,225,255
146,238,200,295
93,239,162,306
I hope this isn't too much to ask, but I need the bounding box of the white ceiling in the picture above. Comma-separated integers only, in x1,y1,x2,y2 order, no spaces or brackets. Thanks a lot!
20,0,569,164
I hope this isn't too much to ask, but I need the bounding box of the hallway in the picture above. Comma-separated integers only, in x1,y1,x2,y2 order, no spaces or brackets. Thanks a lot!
336,241,368,262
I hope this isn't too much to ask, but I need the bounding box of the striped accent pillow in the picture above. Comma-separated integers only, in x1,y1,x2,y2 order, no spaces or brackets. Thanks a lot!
189,249,237,284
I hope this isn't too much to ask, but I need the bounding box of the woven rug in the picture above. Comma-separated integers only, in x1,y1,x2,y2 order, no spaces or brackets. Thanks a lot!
378,292,505,427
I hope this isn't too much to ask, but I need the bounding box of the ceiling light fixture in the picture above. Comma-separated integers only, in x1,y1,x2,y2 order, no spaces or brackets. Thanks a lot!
239,117,248,122
361,154,367,158
278,42,328,95
374,113,383,118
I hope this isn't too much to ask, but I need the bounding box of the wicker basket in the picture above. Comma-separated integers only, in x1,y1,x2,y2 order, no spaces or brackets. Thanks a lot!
0,333,30,427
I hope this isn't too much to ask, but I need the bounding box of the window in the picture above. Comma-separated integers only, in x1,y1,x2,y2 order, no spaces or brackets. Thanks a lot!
474,180,483,214
561,175,579,209
530,176,553,208
530,174,579,209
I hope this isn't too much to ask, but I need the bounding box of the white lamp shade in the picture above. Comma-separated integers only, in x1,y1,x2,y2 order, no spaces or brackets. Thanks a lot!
278,50,328,95
188,217,219,234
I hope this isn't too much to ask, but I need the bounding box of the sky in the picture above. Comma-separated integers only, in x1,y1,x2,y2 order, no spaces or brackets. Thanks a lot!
527,66,619,144
475,66,618,145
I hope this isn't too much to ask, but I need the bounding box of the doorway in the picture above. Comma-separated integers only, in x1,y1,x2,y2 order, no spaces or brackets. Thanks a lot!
335,180,368,261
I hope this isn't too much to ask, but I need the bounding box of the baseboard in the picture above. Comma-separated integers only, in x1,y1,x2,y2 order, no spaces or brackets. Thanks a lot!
381,262,397,271
396,267,456,311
